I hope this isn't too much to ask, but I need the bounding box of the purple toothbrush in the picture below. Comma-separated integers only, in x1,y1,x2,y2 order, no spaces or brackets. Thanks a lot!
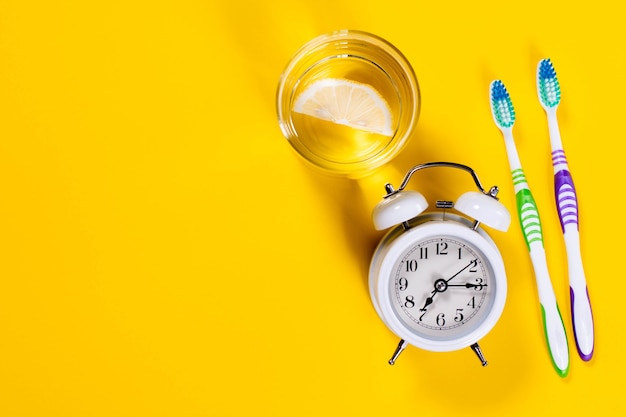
537,58,594,361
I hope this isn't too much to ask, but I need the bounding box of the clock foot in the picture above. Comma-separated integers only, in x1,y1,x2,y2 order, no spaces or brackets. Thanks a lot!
471,343,488,366
388,339,408,365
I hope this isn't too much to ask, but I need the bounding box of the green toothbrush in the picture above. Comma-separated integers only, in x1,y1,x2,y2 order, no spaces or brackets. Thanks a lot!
489,80,569,377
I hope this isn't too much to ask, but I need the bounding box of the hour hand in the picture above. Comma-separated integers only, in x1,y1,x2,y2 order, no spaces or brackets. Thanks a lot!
420,290,436,311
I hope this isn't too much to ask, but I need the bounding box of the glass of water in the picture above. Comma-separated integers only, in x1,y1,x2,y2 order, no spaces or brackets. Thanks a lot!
276,30,420,178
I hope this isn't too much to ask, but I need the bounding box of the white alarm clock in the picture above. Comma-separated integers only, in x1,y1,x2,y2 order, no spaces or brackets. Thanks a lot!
369,162,511,366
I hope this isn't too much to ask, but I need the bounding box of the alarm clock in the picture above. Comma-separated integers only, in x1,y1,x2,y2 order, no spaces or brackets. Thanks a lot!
369,162,511,366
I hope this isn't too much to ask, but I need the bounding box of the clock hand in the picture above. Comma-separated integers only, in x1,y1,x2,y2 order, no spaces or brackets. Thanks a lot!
420,290,436,311
447,283,488,288
445,259,476,283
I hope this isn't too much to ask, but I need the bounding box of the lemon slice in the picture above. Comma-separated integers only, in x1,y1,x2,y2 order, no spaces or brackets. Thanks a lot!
293,78,394,136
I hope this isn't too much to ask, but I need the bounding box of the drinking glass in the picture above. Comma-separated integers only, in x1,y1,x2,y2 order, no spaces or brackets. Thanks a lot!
276,30,420,177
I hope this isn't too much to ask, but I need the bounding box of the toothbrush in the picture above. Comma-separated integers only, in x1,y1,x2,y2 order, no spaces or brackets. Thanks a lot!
489,80,570,377
537,58,594,361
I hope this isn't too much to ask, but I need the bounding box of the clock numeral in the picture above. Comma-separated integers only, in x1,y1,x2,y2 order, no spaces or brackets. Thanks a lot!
419,311,426,322
458,247,462,259
469,259,478,273
436,313,446,327
436,242,448,255
404,295,415,308
454,309,464,322
419,247,428,259
473,278,485,291
398,277,408,291
468,296,476,309
406,259,418,272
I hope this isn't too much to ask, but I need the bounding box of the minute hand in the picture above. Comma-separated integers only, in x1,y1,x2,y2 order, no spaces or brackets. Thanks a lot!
445,260,476,283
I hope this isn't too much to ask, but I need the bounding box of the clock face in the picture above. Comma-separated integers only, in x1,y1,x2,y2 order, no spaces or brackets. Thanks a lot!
369,218,507,352
389,236,496,341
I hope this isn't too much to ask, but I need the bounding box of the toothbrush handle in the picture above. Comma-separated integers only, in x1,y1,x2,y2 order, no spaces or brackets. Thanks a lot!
529,246,570,377
554,156,595,360
565,230,594,360
515,180,570,376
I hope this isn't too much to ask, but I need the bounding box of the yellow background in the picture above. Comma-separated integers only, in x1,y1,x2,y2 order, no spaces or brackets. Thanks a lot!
0,0,622,415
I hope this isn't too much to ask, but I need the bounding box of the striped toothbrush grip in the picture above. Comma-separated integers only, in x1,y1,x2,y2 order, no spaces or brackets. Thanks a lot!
512,169,544,250
553,150,579,232
554,149,595,360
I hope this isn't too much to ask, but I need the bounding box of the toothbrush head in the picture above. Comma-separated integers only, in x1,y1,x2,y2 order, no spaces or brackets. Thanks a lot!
489,80,516,130
537,58,561,109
